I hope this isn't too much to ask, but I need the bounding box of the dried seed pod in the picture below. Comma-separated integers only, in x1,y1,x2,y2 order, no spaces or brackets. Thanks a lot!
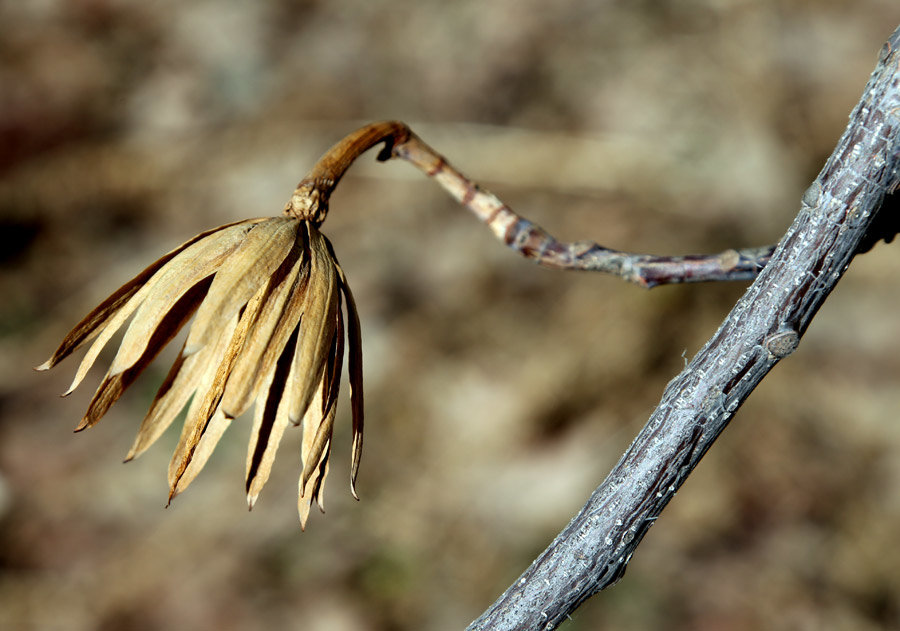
38,121,415,527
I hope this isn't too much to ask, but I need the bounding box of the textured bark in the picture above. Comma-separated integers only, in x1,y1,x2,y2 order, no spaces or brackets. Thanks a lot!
466,25,900,631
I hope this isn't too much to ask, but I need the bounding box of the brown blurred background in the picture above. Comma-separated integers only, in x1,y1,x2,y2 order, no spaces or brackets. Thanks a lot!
3,1,900,629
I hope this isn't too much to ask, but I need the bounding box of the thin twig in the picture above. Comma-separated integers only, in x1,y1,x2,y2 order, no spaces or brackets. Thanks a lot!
448,25,900,630
392,133,775,287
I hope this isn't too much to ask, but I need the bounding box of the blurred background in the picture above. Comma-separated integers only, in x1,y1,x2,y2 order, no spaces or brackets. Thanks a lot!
2,1,900,629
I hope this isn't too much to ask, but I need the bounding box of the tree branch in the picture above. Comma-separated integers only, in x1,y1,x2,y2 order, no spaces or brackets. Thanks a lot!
405,25,900,630
391,134,776,287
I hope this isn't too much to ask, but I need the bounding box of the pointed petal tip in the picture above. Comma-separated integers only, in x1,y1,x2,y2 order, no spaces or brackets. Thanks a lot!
63,367,92,396
167,481,184,506
350,484,360,501
247,493,257,511
34,360,53,372
106,365,126,379
73,418,90,433
298,506,310,531
182,343,203,358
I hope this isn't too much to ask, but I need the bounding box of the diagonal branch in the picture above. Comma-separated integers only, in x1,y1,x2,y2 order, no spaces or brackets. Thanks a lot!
392,26,900,631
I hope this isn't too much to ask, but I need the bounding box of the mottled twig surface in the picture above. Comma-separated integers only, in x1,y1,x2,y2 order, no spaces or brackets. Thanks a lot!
392,133,775,287
436,26,900,631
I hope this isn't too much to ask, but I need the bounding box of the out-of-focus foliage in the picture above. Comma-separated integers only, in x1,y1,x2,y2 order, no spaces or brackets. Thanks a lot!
2,1,899,629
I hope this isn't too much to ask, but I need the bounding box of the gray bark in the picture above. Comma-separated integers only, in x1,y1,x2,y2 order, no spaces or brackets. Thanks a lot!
468,25,900,631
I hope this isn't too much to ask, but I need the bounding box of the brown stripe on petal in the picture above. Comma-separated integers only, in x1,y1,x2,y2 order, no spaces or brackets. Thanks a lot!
184,218,300,356
75,276,209,432
221,240,305,419
172,410,232,497
168,275,269,496
167,313,239,490
233,247,310,423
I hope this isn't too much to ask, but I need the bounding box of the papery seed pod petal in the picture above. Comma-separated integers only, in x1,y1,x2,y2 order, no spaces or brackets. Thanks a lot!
299,371,328,495
229,254,309,422
222,244,305,419
125,341,191,462
301,295,343,490
61,225,237,395
299,429,332,529
313,440,332,513
106,221,262,378
298,489,312,530
169,280,268,494
37,218,265,372
298,425,332,530
334,259,364,499
63,280,156,396
167,313,239,490
287,225,338,423
301,405,336,492
184,218,299,356
245,326,297,507
172,409,232,497
245,375,276,510
126,325,217,462
75,277,209,432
